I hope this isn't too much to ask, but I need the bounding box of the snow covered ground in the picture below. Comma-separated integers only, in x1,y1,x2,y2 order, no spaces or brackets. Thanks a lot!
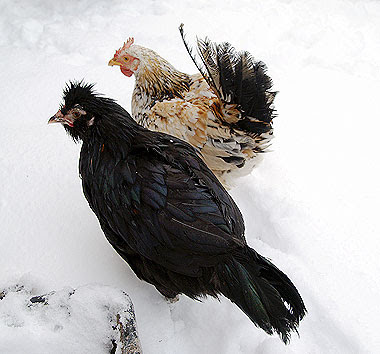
1,0,380,352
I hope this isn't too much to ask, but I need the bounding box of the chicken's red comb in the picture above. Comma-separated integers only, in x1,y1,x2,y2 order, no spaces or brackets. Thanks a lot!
114,37,134,58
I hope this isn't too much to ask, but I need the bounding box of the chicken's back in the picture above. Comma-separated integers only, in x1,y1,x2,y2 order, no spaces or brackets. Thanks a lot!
132,72,268,187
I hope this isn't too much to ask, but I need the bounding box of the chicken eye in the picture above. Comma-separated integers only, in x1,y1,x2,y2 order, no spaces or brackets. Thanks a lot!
124,57,129,62
72,111,81,118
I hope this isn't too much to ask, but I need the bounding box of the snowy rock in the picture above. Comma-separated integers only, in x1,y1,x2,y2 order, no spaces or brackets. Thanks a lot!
0,283,142,354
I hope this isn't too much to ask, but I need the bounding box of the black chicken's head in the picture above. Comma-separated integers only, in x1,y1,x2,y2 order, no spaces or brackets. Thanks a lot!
49,81,101,141
49,80,140,142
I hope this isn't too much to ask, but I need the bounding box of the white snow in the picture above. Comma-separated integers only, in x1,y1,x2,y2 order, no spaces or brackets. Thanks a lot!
1,0,379,353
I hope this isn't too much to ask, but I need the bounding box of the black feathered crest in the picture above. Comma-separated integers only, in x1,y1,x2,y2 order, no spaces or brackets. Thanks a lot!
179,25,277,132
61,80,97,112
60,80,140,142
59,81,100,142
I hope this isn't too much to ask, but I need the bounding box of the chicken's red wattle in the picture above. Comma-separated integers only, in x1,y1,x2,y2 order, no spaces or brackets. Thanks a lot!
120,67,133,77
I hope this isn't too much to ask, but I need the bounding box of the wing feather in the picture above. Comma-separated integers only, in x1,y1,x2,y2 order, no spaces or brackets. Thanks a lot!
82,133,245,276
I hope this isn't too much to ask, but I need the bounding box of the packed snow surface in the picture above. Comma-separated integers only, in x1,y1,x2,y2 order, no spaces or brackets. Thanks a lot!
1,0,380,353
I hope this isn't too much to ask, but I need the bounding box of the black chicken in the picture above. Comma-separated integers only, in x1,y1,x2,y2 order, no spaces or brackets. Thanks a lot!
49,81,306,343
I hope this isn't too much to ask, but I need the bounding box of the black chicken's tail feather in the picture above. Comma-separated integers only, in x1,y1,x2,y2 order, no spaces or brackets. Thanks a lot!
216,247,306,344
179,24,276,135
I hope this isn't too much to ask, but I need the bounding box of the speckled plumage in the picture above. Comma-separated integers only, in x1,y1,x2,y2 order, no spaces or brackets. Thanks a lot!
110,32,276,188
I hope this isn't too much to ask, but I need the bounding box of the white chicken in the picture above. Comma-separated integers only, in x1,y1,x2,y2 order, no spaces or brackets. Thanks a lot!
108,26,276,187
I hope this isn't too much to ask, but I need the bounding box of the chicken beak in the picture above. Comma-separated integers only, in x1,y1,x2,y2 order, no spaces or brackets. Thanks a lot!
108,59,121,67
48,110,65,124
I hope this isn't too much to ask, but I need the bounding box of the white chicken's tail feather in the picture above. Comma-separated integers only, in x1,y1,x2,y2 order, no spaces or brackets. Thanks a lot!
179,24,276,136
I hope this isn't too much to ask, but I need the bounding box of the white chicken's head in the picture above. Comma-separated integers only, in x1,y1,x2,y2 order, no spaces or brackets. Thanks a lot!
108,38,140,77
